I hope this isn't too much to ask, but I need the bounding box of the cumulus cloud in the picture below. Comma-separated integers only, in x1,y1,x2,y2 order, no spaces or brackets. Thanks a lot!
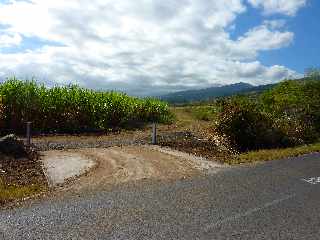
232,61,297,85
0,0,304,95
248,0,308,16
236,23,294,53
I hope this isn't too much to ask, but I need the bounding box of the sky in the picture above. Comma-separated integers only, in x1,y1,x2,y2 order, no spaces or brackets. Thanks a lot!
0,0,318,96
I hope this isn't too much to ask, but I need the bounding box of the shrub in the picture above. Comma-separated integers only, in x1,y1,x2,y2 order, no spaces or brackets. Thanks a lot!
260,79,320,142
214,97,292,152
215,78,320,152
273,116,318,144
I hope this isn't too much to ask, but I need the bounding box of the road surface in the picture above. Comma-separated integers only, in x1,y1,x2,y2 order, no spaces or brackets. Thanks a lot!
1,153,320,239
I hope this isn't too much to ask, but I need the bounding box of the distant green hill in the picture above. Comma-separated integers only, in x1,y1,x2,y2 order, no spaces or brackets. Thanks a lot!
159,82,275,104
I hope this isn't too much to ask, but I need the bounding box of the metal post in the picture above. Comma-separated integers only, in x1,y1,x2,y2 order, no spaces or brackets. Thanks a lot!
152,122,157,145
26,122,32,146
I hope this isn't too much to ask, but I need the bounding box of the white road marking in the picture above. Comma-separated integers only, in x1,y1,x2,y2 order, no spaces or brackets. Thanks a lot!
302,177,320,185
204,194,296,231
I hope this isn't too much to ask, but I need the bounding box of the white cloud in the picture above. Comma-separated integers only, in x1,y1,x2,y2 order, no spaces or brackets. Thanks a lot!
232,61,298,85
0,0,303,96
248,0,308,16
0,32,21,47
236,24,294,53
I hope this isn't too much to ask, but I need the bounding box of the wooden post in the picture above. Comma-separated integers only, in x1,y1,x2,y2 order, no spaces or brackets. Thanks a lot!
26,122,32,146
152,122,157,145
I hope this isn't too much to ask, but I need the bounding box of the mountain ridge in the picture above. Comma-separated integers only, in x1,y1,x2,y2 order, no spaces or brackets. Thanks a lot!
159,82,275,104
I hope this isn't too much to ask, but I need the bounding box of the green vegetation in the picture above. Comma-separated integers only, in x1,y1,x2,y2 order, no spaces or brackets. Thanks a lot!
183,106,217,121
165,75,320,165
0,78,173,134
214,78,320,152
214,97,288,152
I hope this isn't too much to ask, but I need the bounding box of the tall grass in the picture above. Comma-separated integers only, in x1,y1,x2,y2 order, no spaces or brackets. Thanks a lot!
0,78,173,134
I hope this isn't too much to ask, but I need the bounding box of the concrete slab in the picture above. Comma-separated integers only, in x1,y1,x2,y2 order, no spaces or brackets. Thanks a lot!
41,151,95,186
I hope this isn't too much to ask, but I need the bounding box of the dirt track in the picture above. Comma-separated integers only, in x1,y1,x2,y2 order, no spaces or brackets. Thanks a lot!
47,145,225,193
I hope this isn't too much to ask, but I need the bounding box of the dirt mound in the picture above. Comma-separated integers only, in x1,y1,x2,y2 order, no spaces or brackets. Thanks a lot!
0,134,38,159
158,132,233,162
0,135,47,206
0,134,43,185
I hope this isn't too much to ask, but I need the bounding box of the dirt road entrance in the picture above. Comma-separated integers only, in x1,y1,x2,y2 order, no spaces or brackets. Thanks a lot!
41,145,226,192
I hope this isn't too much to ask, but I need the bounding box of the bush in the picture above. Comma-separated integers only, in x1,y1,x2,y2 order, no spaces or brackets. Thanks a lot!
215,78,320,152
260,79,320,142
214,97,294,152
273,116,318,144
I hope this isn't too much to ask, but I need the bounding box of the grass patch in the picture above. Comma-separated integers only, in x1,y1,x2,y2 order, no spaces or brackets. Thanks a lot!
170,106,215,127
187,106,217,121
0,178,45,205
177,106,217,121
230,142,320,164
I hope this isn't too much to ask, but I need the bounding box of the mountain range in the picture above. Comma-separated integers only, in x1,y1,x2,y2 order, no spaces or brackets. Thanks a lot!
159,82,275,104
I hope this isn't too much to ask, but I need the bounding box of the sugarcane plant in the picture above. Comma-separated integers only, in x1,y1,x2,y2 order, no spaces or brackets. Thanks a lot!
0,78,173,134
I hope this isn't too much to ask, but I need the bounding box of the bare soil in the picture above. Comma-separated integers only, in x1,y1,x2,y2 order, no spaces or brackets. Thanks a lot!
0,154,45,187
56,145,224,194
11,110,231,198
0,153,47,206
31,128,232,164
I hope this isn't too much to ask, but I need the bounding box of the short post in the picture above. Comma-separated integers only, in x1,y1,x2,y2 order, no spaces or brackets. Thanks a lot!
152,122,157,145
26,122,32,146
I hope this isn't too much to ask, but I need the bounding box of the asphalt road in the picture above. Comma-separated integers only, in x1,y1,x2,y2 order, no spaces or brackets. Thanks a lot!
1,153,320,239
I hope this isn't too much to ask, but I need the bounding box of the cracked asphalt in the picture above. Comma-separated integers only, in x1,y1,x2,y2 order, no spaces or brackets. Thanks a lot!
1,153,320,239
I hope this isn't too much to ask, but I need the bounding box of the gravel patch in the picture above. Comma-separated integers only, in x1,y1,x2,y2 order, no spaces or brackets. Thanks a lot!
34,139,147,151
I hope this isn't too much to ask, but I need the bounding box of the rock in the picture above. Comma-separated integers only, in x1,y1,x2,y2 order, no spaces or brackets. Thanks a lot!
0,134,29,158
